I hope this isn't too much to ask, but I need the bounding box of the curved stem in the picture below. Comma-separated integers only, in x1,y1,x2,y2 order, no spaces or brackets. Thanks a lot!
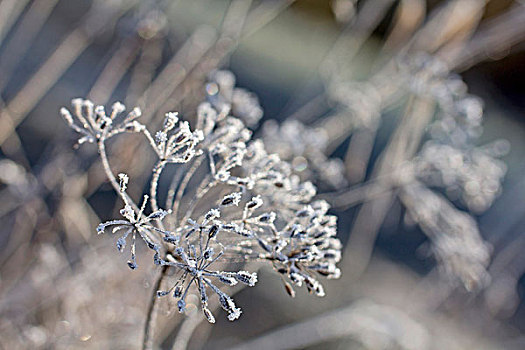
182,177,216,222
97,137,138,211
171,155,205,224
150,160,167,219
165,162,188,212
98,139,121,194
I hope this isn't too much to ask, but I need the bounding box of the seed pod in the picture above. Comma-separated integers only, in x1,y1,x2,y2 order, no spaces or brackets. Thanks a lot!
208,224,219,239
284,282,296,298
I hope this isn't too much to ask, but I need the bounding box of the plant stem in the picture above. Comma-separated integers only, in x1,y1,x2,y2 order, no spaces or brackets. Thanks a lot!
150,160,167,213
143,265,168,350
97,138,138,212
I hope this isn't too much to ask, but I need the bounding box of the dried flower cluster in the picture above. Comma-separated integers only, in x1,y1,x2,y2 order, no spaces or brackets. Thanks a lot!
61,77,342,323
3,0,524,349
60,99,143,146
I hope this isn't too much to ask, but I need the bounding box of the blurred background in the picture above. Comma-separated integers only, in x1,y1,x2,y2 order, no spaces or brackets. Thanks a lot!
1,0,525,349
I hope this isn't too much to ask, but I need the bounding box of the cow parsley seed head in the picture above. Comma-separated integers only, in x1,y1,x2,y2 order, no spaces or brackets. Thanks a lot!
63,72,342,324
153,118,203,163
61,99,143,145
406,64,508,214
255,200,341,296
400,182,491,289
96,184,170,269
156,243,258,322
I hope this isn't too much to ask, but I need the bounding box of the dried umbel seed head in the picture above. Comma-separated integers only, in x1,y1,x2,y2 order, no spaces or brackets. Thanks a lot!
153,117,204,163
155,245,258,322
96,190,169,270
399,54,508,215
61,99,143,145
262,119,347,189
62,73,342,324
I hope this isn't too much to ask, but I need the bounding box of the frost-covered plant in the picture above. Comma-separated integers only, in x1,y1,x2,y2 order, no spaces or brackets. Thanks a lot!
60,99,143,146
394,54,506,288
61,81,342,326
